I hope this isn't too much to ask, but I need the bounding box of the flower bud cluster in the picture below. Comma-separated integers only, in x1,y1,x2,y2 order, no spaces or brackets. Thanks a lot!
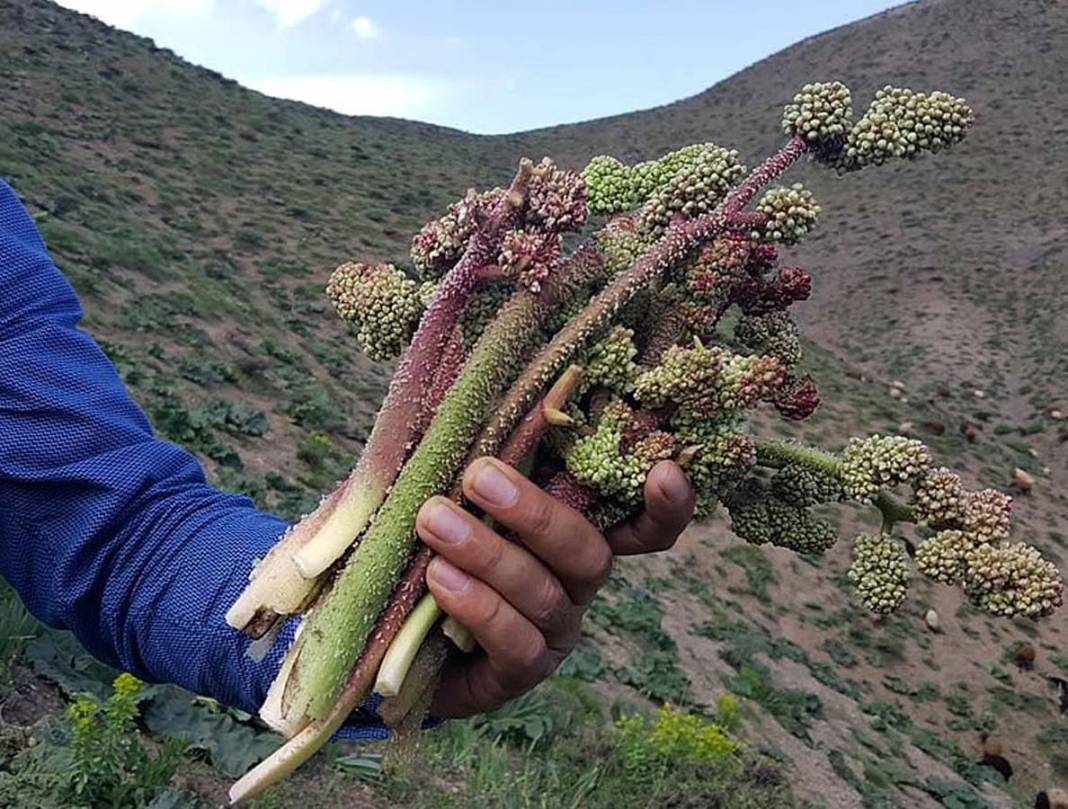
526,160,588,233
637,145,746,236
771,462,844,507
772,374,820,421
839,86,972,170
498,229,562,293
962,488,1012,543
915,523,1062,618
726,482,836,555
781,81,853,144
964,543,1063,619
579,325,639,395
734,310,803,367
593,216,649,277
839,434,931,501
912,467,967,527
634,343,785,417
848,534,910,613
410,188,503,280
754,183,820,245
564,399,676,507
582,155,636,214
326,262,430,360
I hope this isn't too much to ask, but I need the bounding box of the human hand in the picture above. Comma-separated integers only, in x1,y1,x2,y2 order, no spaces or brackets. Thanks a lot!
415,457,694,719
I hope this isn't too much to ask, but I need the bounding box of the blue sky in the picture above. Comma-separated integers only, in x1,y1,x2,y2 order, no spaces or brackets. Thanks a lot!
55,1,907,134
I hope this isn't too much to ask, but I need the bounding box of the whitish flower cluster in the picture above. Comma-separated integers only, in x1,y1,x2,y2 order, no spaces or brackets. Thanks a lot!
915,529,972,583
962,488,1012,543
755,183,820,245
410,188,502,280
525,160,588,233
839,434,931,501
634,343,785,417
326,262,431,360
781,81,853,144
734,310,803,367
916,528,1062,618
913,467,967,527
564,400,676,507
771,462,844,507
839,86,973,170
638,145,746,236
848,534,910,613
578,325,639,395
964,543,1063,619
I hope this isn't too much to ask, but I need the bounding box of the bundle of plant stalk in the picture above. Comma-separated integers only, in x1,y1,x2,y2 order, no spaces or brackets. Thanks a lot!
224,82,1064,803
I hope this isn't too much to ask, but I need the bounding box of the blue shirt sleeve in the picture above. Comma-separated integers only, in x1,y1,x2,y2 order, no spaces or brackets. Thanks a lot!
0,180,387,738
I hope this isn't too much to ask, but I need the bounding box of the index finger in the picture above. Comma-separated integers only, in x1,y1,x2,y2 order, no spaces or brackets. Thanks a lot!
461,458,613,605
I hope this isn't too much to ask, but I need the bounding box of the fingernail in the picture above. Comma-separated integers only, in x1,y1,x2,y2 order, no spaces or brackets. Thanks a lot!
429,558,471,594
658,463,690,505
424,500,470,545
471,460,518,507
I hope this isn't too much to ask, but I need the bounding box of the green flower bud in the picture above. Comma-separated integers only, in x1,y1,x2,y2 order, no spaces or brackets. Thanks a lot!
326,262,428,360
848,534,910,614
839,434,931,502
735,310,803,367
912,467,967,527
782,81,853,144
754,183,820,245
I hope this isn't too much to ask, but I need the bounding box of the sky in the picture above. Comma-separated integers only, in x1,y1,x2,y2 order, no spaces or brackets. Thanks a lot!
54,0,908,134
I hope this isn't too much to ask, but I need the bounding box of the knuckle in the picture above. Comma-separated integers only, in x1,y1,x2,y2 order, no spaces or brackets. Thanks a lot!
525,496,557,540
585,542,614,584
531,576,569,629
509,638,549,689
474,588,505,629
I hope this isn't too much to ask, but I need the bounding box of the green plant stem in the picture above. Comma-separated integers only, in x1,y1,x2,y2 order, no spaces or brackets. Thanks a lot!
284,288,551,721
755,439,916,530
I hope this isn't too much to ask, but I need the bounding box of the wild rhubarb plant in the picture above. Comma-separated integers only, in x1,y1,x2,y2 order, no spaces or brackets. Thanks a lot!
224,82,1063,803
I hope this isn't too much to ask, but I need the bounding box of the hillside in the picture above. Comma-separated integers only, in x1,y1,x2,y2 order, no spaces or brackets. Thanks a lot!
1,0,1066,807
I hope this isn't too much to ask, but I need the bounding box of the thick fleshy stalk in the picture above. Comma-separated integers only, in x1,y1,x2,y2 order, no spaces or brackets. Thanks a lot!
473,138,810,460
288,163,536,580
377,363,588,701
281,248,605,721
227,164,536,634
229,545,432,805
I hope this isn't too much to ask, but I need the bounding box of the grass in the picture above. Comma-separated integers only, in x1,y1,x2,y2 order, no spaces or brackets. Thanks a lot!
0,580,36,693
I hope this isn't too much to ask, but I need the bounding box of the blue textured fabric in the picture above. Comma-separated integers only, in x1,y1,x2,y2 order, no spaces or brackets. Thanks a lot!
0,179,387,740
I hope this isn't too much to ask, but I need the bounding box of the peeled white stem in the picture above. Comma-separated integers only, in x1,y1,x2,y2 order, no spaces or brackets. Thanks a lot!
373,594,442,698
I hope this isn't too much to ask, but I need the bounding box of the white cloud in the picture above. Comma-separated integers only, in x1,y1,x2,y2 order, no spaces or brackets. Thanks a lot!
54,0,212,29
350,15,380,40
252,0,325,30
245,73,466,120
